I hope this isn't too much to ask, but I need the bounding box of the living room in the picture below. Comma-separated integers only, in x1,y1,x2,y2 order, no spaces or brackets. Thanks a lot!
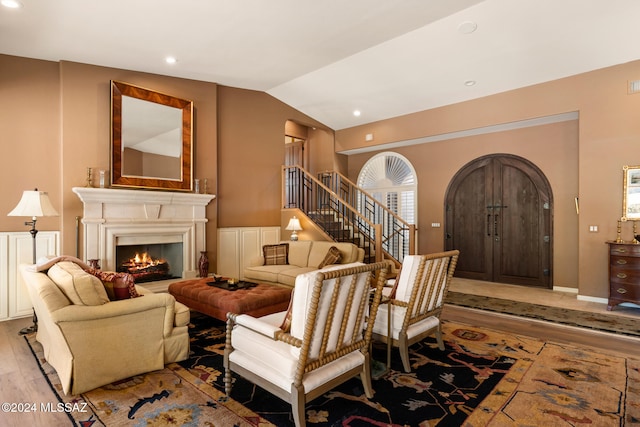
2,1,640,425
2,48,639,304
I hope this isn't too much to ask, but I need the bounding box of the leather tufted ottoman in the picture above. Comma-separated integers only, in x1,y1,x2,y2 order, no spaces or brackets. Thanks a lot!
168,278,292,321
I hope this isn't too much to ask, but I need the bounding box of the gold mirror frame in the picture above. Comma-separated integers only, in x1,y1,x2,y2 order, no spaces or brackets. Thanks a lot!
111,81,193,191
622,165,640,220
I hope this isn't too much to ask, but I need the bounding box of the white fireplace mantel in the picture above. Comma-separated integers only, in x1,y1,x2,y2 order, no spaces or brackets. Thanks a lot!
73,187,215,277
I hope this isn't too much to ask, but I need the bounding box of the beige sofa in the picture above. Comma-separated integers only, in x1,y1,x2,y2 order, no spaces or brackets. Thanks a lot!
19,262,190,395
243,240,365,287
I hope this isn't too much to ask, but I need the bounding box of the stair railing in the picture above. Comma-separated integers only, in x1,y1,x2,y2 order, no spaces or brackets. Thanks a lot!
318,170,416,263
282,165,382,262
283,165,414,264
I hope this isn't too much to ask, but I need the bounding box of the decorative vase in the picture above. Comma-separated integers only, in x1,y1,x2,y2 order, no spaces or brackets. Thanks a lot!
198,251,209,278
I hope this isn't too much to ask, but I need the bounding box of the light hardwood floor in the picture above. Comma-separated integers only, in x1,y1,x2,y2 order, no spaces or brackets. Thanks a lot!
1,279,638,426
0,317,72,427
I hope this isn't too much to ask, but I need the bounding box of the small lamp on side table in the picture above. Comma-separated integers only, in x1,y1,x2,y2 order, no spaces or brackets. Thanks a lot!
8,189,59,334
286,216,302,241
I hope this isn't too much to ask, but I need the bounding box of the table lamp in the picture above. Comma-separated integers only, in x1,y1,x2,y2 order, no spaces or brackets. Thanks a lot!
286,216,302,241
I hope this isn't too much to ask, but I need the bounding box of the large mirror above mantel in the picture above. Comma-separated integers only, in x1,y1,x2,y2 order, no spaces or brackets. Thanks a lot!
111,80,193,191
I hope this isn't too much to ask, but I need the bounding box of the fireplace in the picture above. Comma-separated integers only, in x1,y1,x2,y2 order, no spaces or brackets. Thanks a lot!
73,187,215,291
116,242,183,283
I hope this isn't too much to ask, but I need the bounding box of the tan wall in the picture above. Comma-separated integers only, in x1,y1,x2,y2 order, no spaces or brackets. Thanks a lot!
347,120,579,289
122,148,181,180
1,55,62,235
216,86,330,228
284,120,308,140
58,61,219,262
337,60,640,298
1,56,219,265
1,55,329,271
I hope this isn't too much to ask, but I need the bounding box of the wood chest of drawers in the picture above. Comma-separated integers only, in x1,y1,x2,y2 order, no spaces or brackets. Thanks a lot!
607,241,640,310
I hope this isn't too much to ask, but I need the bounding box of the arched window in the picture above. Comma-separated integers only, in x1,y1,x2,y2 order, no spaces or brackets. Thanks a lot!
357,153,417,259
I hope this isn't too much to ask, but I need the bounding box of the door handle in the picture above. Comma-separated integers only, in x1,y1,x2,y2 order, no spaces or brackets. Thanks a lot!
494,214,499,237
487,214,492,236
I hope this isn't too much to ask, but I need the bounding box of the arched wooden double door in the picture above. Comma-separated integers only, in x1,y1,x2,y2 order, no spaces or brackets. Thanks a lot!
445,154,553,288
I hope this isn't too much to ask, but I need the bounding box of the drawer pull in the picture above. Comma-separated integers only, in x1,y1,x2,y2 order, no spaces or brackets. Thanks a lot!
616,273,628,279
616,288,628,294
615,248,627,253
617,259,628,265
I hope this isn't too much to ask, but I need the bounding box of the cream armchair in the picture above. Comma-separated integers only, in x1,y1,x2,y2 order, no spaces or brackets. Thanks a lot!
19,263,190,395
224,262,388,427
372,250,459,373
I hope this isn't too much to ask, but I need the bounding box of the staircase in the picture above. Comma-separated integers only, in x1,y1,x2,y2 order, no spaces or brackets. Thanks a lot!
282,166,416,266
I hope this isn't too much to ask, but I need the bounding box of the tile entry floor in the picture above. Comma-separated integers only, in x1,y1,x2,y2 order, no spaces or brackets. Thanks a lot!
449,277,640,320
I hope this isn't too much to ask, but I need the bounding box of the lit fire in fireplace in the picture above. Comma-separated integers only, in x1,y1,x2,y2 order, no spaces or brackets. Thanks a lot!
123,252,166,271
119,253,171,282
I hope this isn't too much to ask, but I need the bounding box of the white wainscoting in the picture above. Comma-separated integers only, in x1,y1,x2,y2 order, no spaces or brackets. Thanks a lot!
217,227,281,280
0,231,60,321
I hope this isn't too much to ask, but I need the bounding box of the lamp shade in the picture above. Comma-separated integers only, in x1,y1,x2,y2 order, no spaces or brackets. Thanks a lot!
285,217,302,231
8,190,59,218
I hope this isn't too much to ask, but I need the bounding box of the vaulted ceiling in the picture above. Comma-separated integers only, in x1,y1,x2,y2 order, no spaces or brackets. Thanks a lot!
2,0,640,129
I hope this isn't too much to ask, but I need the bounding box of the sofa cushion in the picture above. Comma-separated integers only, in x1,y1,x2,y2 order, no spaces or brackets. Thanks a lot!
244,265,291,284
47,261,109,306
276,266,316,287
317,246,342,268
286,240,313,267
263,243,289,265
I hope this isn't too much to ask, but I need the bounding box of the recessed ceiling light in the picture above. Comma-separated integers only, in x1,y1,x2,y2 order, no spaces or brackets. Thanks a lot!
458,21,477,34
1,0,23,8
353,110,361,117
165,56,177,64
464,80,476,86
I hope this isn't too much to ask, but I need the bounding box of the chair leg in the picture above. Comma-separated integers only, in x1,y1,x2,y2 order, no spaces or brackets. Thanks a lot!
291,385,306,427
398,333,411,373
223,364,232,396
435,324,445,351
224,315,234,396
361,356,374,398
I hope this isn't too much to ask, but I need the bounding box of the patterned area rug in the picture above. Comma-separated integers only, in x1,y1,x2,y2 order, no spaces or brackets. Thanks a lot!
25,314,640,426
445,291,640,337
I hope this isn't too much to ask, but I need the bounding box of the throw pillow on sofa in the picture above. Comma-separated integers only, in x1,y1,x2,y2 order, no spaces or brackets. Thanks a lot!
88,269,139,301
47,261,110,305
317,246,342,268
263,243,289,265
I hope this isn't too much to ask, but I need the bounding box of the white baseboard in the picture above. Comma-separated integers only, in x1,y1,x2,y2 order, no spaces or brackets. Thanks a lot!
575,294,640,309
576,294,608,304
552,286,578,294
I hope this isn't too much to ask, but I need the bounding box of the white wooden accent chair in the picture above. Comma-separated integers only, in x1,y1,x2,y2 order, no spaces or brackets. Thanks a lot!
372,250,459,373
224,262,389,427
